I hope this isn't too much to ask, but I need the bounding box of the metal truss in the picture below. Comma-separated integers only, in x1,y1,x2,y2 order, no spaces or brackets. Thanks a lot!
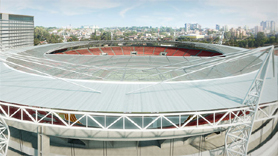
0,101,276,132
225,46,275,156
0,118,9,156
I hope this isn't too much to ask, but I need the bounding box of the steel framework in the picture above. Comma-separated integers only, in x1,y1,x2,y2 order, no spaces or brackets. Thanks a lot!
0,101,276,132
225,46,275,156
0,118,9,156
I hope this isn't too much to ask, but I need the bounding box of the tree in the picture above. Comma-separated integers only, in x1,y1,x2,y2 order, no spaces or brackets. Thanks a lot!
68,35,79,42
255,32,266,47
224,32,231,40
214,37,220,43
101,32,111,40
34,26,63,45
34,38,40,45
269,36,276,44
248,38,255,48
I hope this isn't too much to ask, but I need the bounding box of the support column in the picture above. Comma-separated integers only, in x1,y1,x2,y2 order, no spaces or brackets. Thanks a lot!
0,118,9,156
225,46,275,156
37,126,50,156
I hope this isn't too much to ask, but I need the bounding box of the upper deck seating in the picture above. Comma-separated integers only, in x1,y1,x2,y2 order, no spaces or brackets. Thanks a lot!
64,50,79,55
134,46,144,55
89,48,102,55
111,47,123,55
153,47,166,55
122,46,133,55
55,47,222,57
173,49,188,56
76,49,92,55
165,48,178,56
101,47,114,55
144,47,155,55
187,49,201,56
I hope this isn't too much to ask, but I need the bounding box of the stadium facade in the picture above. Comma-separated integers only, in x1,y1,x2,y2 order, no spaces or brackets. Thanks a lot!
0,13,34,51
0,40,277,156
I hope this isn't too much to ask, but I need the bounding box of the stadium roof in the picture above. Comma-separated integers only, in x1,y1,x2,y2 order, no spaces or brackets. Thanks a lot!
0,42,277,113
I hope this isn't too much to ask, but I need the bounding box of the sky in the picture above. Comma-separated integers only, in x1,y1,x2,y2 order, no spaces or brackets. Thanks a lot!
1,0,278,29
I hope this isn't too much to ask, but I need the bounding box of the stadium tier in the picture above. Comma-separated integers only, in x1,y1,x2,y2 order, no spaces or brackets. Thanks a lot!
0,41,277,156
111,46,123,55
76,49,92,55
52,46,222,57
134,46,144,55
100,47,114,55
89,47,102,55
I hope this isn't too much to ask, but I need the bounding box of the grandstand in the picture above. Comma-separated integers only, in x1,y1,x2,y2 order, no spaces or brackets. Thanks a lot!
53,46,221,57
0,41,277,156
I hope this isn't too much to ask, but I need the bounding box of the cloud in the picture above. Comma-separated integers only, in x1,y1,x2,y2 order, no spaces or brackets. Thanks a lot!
119,6,135,18
205,0,278,26
119,2,143,18
1,0,122,16
57,0,122,15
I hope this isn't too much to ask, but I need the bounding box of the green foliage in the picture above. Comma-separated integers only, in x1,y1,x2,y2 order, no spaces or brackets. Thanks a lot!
101,32,111,40
123,31,137,37
90,31,111,40
176,36,190,41
68,35,79,42
34,26,63,45
223,32,278,48
269,36,276,44
255,32,266,47
224,32,231,39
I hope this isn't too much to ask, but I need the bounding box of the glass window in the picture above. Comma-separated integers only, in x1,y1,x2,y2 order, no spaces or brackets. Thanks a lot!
9,15,33,22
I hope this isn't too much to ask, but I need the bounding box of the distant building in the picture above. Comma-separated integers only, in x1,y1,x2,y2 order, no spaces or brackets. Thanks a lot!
216,24,220,30
270,21,275,33
224,25,229,32
184,23,190,32
0,13,34,51
244,25,249,31
260,21,275,31
184,23,201,32
89,25,99,29
260,21,265,29
190,23,201,30
81,25,90,29
66,24,72,29
255,26,263,35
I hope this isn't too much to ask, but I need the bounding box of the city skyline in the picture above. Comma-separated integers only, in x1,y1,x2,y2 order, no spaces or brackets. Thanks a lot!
1,0,277,29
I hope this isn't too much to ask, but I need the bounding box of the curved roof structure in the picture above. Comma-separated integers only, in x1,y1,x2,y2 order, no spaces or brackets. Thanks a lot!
0,41,277,113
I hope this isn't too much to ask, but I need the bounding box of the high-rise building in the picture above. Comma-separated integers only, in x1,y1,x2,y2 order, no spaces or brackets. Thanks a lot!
260,21,265,29
244,25,249,31
260,21,272,30
0,13,34,51
184,23,201,32
224,25,229,32
255,26,263,35
216,24,220,30
184,23,190,32
270,21,275,33
190,23,201,30
265,21,271,29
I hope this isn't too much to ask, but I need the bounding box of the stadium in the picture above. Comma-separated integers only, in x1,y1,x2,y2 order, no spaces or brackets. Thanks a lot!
0,40,277,156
